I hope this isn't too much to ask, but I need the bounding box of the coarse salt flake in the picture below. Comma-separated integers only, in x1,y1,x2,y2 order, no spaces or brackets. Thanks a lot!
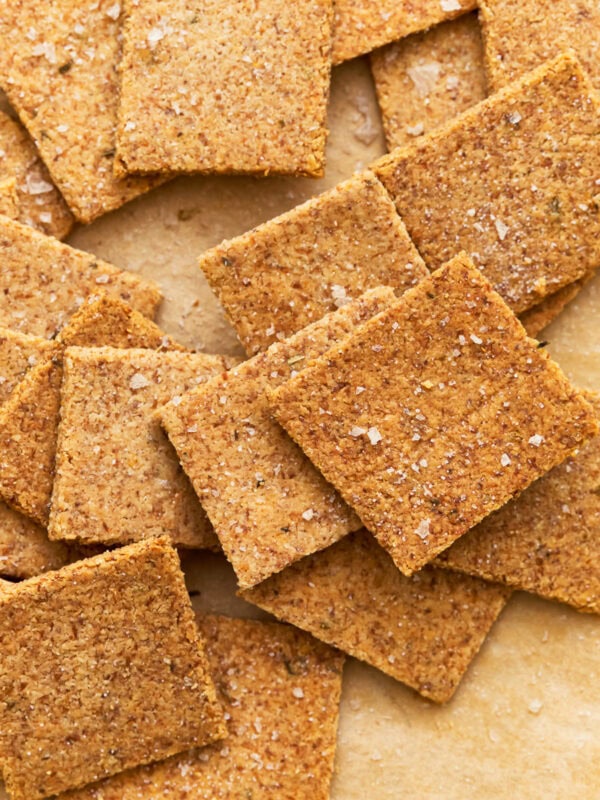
129,373,150,390
495,219,509,241
331,284,351,308
441,0,461,9
148,27,165,46
406,123,424,137
415,519,431,539
350,426,367,437
367,426,382,445
470,334,483,345
508,111,522,125
105,3,121,19
302,509,314,521
407,62,441,97
528,434,544,446
292,687,304,699
500,453,511,467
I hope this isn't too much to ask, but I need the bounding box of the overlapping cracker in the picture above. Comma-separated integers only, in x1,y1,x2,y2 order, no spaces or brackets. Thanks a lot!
116,0,333,177
371,14,486,151
199,172,427,356
0,0,164,223
0,216,161,337
61,614,344,800
479,0,600,92
332,0,476,64
520,278,591,338
0,109,73,238
50,346,228,548
374,53,600,314
0,538,226,800
243,530,510,702
269,254,598,576
0,177,18,218
0,296,186,526
438,394,600,614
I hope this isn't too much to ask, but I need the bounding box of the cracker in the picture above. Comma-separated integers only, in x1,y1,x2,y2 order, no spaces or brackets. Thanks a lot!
437,394,600,614
0,326,57,401
0,296,186,526
269,253,598,576
116,0,333,177
0,537,226,800
160,288,395,588
332,0,476,65
373,53,600,314
479,0,600,92
243,530,510,702
60,614,344,800
0,177,18,218
520,278,590,338
0,216,161,338
199,172,427,356
0,109,73,238
49,346,228,548
0,1,164,223
371,13,487,151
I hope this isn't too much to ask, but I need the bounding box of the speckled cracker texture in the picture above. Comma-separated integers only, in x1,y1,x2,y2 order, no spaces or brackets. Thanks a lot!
116,0,333,177
269,253,598,576
0,109,73,238
0,216,161,338
243,530,510,702
49,346,228,548
199,171,427,356
373,53,600,314
332,0,476,65
438,393,600,614
0,538,226,800
371,13,486,151
160,289,395,589
0,0,164,223
60,615,344,800
479,0,600,92
0,177,18,218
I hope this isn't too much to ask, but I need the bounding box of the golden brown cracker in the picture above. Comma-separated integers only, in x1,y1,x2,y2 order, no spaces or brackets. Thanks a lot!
374,53,600,314
60,614,344,800
243,530,510,703
199,172,427,356
520,279,589,338
0,538,226,800
371,13,487,151
49,347,228,548
0,505,70,580
116,0,333,177
160,289,395,589
0,177,18,218
0,326,57,402
269,254,597,576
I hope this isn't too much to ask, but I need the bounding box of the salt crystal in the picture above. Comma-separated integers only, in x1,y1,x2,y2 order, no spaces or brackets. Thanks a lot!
528,434,544,447
129,373,150,390
350,426,367,437
500,453,511,467
495,219,509,241
95,274,110,284
292,687,304,698
440,0,461,9
25,174,53,195
406,123,424,136
470,333,483,345
415,518,431,539
528,699,543,715
367,426,382,445
507,111,522,125
148,27,165,47
331,284,351,308
406,62,441,97
302,509,314,521
356,386,365,395
105,3,120,19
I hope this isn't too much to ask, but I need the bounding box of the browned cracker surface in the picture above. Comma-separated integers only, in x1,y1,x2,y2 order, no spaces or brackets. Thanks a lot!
60,615,344,800
50,346,227,548
269,254,598,576
160,289,395,589
373,53,600,315
116,0,333,177
371,13,486,151
0,109,73,238
0,0,163,223
479,0,600,92
0,216,161,338
332,0,477,65
243,530,510,703
0,177,18,218
0,538,226,800
438,394,600,614
199,171,427,356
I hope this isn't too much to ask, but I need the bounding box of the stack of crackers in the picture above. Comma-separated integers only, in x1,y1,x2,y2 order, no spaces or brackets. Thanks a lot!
0,2,599,798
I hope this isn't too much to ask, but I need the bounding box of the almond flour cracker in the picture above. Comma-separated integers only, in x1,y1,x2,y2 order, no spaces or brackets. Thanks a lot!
160,288,396,589
373,53,600,315
242,530,510,703
0,538,226,800
269,254,598,576
199,172,427,356
116,0,333,177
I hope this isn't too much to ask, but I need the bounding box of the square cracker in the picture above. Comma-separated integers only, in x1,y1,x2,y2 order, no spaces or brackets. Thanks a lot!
332,0,476,65
116,0,333,177
49,346,228,548
371,13,487,151
160,288,395,589
0,109,73,239
199,171,427,356
60,614,345,800
478,0,600,92
0,0,163,223
242,530,510,703
0,295,188,527
437,393,600,614
269,253,598,576
0,538,226,800
373,53,600,315
0,216,161,338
